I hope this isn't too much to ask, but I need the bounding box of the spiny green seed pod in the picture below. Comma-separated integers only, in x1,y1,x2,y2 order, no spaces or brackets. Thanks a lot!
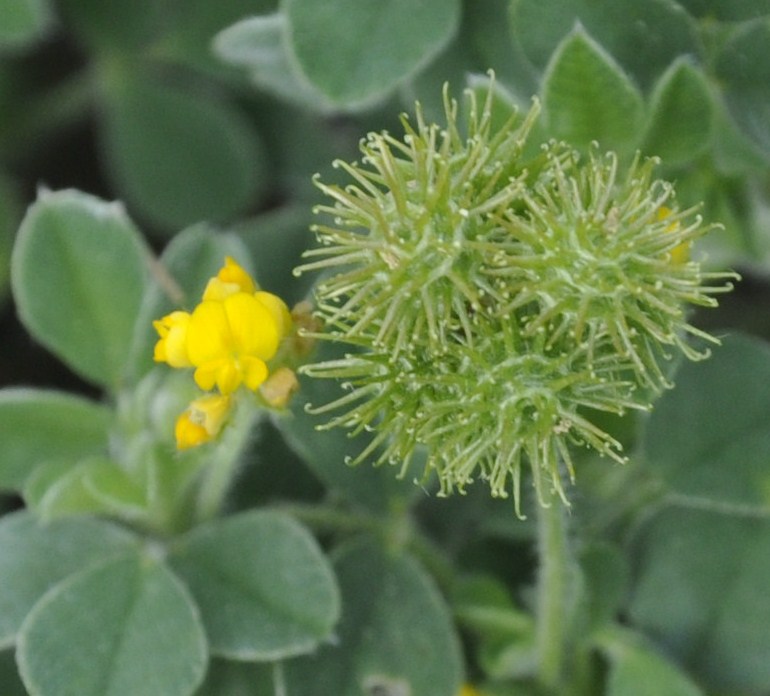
302,85,540,356
298,77,737,514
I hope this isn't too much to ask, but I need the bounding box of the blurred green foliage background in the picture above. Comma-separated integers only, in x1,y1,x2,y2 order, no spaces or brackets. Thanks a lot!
2,1,770,694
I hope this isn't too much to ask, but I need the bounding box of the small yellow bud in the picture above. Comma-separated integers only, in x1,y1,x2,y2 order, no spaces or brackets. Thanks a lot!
175,394,232,449
202,256,257,300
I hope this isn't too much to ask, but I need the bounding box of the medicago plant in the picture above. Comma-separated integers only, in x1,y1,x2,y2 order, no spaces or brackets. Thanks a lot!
299,81,737,515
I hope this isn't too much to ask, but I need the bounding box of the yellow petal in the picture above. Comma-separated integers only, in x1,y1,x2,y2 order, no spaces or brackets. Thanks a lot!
174,394,232,449
241,356,269,391
186,301,234,366
175,412,210,449
194,359,241,394
153,311,192,367
223,293,280,360
202,257,256,301
255,291,293,339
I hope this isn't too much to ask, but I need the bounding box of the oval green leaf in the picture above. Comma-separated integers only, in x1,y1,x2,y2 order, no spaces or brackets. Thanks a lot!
715,19,770,159
643,333,770,508
0,388,111,491
542,27,644,153
0,510,138,646
630,507,770,694
284,539,463,695
510,0,698,88
602,629,704,696
11,189,149,388
101,71,266,230
284,0,461,108
17,554,207,696
214,14,332,111
641,59,715,166
170,510,339,660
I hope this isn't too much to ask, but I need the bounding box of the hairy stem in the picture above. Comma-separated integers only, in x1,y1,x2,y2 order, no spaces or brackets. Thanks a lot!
535,494,572,692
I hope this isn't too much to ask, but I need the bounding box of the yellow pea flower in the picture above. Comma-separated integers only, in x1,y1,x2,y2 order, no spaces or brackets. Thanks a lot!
153,258,292,395
186,292,282,394
154,257,296,450
175,394,231,449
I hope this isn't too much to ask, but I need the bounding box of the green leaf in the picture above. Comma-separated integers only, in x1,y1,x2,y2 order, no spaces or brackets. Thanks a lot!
0,510,138,646
676,0,770,21
578,542,629,631
101,69,266,230
453,574,533,640
170,510,339,660
0,0,52,49
11,189,149,388
643,333,770,508
629,506,770,695
17,554,207,696
213,14,332,110
715,19,770,159
0,388,112,491
601,628,704,696
541,27,644,153
284,539,463,695
26,456,148,522
641,59,715,166
510,0,698,88
283,0,462,108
